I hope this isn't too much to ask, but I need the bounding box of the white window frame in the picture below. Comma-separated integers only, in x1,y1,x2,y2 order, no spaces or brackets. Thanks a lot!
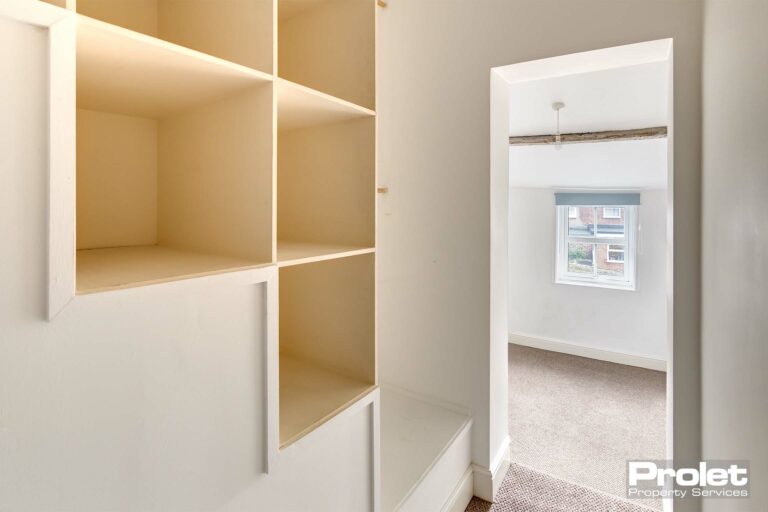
568,206,578,219
555,205,637,290
603,207,622,219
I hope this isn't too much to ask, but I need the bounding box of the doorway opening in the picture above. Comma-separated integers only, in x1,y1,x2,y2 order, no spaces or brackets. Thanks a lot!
484,40,674,512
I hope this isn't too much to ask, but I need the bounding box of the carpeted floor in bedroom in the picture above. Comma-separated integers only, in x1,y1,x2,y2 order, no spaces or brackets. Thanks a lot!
466,344,666,512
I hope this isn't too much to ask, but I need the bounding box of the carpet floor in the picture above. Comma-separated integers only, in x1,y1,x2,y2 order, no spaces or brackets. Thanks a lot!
465,463,657,512
467,344,666,511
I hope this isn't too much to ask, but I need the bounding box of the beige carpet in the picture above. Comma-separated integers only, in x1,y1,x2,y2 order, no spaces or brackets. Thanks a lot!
466,463,657,512
467,344,666,511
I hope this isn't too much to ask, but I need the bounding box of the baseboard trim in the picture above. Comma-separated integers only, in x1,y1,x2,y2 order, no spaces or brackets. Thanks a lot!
472,435,510,502
440,466,474,512
509,333,667,372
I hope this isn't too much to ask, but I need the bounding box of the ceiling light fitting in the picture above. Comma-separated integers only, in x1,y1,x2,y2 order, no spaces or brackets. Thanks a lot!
552,101,565,144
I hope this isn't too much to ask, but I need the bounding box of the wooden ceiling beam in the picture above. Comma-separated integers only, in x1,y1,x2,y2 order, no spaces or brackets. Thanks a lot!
508,126,667,146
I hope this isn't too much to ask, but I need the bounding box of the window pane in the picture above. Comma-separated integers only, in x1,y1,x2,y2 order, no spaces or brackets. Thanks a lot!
596,207,625,238
596,243,626,278
568,207,594,237
567,242,593,275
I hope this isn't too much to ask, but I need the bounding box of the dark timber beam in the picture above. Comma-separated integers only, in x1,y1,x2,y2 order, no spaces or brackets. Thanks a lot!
508,126,667,146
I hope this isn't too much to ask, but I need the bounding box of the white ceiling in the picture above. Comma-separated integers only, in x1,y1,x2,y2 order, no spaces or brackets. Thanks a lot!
508,60,669,136
509,138,668,189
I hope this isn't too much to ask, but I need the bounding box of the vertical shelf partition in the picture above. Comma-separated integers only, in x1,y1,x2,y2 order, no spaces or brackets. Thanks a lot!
50,0,377,447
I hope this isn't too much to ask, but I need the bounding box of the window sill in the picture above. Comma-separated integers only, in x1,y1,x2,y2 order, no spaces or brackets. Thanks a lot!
555,278,636,292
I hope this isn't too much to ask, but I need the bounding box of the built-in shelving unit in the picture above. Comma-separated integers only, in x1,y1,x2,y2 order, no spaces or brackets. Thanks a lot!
45,0,377,447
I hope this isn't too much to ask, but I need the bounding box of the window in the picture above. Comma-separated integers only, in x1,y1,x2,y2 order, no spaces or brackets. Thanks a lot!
555,196,638,290
607,244,625,263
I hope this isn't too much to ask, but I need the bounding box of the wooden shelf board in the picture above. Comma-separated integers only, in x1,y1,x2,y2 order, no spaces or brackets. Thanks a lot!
77,245,266,294
278,0,327,21
277,241,374,267
277,78,375,131
280,354,375,447
77,15,272,118
381,388,471,512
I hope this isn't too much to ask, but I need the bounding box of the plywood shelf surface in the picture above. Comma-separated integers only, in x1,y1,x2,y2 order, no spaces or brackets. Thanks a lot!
77,245,266,294
277,78,375,131
278,0,327,22
381,388,471,512
77,15,272,118
277,241,374,267
280,354,375,447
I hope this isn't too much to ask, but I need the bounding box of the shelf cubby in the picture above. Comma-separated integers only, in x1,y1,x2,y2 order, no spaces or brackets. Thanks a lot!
76,22,274,294
279,254,376,446
73,0,273,74
277,114,375,258
278,0,375,110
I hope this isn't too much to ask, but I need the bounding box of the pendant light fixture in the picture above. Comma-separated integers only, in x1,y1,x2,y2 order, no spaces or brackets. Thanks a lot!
552,101,565,147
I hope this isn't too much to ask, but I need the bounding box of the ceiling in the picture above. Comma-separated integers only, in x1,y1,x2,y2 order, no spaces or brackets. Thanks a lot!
508,60,669,136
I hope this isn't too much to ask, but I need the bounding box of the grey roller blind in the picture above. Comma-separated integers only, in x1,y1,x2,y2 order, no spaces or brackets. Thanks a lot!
555,192,641,206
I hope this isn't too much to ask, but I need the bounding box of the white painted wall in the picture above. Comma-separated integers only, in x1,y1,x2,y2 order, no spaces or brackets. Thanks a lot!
378,2,702,505
0,15,374,512
702,1,768,510
508,139,668,189
508,187,667,361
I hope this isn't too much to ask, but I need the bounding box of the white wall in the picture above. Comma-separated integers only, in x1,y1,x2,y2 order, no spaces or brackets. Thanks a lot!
702,1,768,510
378,1,702,505
508,188,667,361
0,15,374,512
508,139,668,189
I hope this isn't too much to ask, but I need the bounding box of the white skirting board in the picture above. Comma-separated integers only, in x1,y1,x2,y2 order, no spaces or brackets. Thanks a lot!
509,333,667,372
471,435,510,502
